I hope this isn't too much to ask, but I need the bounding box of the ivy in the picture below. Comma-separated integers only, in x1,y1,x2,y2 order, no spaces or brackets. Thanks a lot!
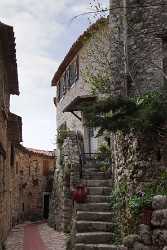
57,127,70,149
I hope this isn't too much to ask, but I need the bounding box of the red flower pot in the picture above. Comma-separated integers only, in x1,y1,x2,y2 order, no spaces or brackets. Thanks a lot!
140,207,153,225
71,185,89,203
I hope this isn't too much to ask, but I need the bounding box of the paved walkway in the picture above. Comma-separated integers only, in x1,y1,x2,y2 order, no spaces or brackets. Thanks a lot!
5,222,66,250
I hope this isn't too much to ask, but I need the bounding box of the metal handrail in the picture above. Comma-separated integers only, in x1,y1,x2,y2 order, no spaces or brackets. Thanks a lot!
76,131,84,179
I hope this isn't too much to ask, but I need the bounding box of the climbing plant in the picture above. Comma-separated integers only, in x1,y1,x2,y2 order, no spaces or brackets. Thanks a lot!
57,127,70,149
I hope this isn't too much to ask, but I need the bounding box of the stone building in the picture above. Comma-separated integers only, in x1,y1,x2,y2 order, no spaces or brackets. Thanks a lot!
50,1,167,248
109,0,167,97
106,0,167,246
0,21,56,246
52,17,109,155
11,146,55,225
0,22,21,242
108,0,167,190
49,18,110,232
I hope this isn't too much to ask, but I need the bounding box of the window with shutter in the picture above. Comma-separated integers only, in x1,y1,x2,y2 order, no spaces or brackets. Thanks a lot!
43,160,49,176
69,63,75,87
57,82,61,101
56,56,80,103
76,56,79,81
60,79,64,99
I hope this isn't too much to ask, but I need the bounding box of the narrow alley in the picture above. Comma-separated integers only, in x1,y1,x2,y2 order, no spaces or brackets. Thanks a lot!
5,222,66,250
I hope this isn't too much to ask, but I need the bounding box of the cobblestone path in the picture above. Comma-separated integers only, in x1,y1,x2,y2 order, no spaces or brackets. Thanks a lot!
5,222,66,250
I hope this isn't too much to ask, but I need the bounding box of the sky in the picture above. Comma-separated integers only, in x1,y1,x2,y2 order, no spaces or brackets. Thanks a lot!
0,0,109,151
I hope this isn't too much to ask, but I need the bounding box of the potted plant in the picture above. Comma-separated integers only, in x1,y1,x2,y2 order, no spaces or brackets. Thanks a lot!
128,190,154,225
71,184,89,203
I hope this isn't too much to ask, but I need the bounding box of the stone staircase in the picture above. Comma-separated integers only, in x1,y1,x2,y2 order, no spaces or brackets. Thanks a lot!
73,159,124,250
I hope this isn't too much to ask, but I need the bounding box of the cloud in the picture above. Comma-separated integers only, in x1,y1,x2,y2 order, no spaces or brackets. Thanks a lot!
0,0,109,150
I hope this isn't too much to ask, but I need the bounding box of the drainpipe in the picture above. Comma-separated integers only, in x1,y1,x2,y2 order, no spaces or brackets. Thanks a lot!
123,0,128,96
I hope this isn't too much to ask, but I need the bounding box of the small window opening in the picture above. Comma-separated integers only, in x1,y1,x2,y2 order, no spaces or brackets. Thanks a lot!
156,149,162,162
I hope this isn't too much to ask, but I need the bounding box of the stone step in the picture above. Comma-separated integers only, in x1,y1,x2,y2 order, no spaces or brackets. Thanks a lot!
75,244,126,250
84,161,97,168
76,221,114,232
84,167,104,172
87,195,110,203
76,211,113,222
86,180,112,187
83,172,106,180
88,187,111,195
76,203,111,212
76,232,113,244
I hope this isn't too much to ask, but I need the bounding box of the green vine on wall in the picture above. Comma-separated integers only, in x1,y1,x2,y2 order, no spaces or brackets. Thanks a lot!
109,171,167,244
57,127,70,149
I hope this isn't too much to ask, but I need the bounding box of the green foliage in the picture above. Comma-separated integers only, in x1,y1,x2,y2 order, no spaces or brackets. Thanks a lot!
110,182,128,210
128,171,167,216
81,91,167,137
57,127,70,149
109,181,129,244
95,143,111,172
84,70,112,95
109,173,167,242
128,191,154,216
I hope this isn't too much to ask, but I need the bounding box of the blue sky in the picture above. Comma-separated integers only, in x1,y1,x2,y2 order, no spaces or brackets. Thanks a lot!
0,0,109,150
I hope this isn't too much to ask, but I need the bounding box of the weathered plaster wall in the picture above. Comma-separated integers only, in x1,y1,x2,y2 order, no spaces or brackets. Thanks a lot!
10,147,55,224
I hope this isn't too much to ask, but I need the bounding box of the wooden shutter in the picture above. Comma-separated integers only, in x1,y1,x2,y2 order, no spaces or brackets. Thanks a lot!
57,82,60,101
43,160,49,176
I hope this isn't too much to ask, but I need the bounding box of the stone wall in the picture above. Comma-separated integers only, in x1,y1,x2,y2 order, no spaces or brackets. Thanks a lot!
49,131,82,232
55,20,109,153
111,132,167,192
108,0,167,240
11,146,55,224
109,0,167,95
0,24,19,241
122,195,167,250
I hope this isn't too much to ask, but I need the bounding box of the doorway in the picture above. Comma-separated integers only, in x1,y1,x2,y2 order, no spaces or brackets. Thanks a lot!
43,193,50,219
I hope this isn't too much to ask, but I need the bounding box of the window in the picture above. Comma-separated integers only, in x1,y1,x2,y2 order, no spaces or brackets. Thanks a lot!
57,83,61,102
69,57,79,87
29,165,31,176
64,69,70,90
16,162,18,174
43,160,49,176
162,37,167,85
10,144,15,167
56,56,79,102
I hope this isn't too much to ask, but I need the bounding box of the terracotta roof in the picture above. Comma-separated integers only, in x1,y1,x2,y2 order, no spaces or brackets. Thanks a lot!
0,22,19,95
51,17,108,86
26,148,55,157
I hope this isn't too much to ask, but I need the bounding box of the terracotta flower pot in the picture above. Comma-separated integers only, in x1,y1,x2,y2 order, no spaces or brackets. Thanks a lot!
140,207,153,225
71,185,89,203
